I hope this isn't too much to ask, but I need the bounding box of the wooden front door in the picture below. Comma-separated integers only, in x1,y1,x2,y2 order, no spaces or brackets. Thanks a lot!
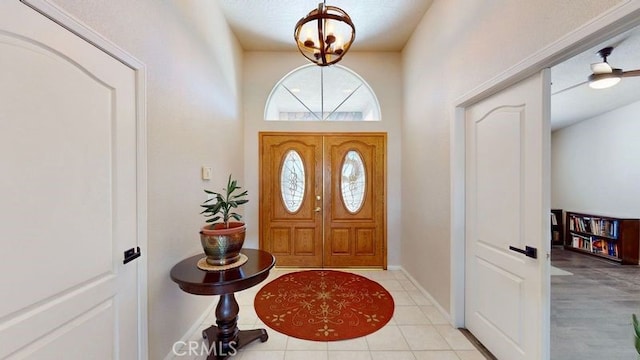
261,134,324,267
260,133,386,268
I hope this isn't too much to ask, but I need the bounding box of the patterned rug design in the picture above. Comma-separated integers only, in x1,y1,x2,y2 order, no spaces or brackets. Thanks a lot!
254,270,394,341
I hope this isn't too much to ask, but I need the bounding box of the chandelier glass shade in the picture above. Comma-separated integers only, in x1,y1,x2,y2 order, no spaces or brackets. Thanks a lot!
294,2,355,66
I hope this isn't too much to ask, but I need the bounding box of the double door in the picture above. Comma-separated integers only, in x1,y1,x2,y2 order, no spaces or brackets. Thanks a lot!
260,133,386,268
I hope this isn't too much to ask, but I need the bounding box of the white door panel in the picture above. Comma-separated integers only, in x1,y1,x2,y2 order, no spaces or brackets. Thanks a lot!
465,70,551,360
0,1,139,358
10,301,115,360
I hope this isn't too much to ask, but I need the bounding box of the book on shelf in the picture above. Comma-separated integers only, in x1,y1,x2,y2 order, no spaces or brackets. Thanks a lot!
568,214,618,238
592,239,607,254
608,242,619,257
551,212,558,226
570,235,619,257
571,234,592,251
565,211,639,264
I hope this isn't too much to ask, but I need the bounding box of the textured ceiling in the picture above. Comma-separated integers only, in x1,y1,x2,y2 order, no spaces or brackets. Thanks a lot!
217,0,434,51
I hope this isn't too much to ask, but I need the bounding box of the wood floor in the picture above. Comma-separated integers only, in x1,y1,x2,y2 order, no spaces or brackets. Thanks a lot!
551,247,640,360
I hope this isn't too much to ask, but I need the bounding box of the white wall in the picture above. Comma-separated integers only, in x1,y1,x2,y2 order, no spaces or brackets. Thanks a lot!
552,100,640,218
402,0,624,313
48,1,243,358
242,52,403,266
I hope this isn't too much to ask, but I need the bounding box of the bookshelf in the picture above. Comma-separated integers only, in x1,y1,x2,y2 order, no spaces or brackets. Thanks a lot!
565,211,640,265
551,209,563,246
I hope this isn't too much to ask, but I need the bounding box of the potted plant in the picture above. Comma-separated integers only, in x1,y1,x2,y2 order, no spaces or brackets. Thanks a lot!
633,314,640,359
199,174,249,266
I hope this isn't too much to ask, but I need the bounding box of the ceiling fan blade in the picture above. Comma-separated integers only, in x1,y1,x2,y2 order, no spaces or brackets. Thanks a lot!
621,69,640,78
591,62,612,74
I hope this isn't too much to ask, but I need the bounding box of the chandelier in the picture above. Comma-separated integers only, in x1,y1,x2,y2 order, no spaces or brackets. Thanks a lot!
294,1,355,66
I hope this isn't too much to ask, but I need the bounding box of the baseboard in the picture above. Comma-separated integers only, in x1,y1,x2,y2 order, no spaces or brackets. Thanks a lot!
397,266,452,324
162,301,216,360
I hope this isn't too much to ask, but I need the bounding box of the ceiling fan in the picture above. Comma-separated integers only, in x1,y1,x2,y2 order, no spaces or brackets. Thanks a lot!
589,46,640,89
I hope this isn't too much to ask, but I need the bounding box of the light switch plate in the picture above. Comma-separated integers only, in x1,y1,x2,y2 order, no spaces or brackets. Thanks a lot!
201,166,212,180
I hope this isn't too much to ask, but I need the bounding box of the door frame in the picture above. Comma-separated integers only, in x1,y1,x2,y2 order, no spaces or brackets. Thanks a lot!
258,131,388,268
23,1,149,358
450,0,640,345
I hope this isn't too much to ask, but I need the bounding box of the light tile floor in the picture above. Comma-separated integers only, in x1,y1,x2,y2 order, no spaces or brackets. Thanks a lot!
172,269,487,360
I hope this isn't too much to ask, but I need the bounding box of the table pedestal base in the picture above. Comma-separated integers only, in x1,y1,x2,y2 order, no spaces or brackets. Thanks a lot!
202,326,268,359
201,293,268,359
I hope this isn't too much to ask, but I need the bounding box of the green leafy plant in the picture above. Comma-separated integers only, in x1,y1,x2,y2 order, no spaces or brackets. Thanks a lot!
201,174,248,228
633,314,640,356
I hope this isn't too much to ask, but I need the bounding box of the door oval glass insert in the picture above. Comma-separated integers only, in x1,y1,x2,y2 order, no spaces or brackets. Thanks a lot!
280,149,306,213
341,150,366,213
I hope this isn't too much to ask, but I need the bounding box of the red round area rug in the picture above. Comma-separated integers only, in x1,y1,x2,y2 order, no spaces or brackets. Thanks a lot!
254,270,394,341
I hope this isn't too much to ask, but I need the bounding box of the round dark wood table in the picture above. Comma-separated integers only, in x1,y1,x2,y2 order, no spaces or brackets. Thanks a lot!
170,249,275,359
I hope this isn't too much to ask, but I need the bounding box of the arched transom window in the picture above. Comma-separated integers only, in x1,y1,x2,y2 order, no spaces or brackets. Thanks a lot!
265,64,381,121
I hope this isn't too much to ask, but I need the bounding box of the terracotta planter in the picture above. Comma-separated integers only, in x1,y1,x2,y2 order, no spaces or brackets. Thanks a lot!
199,222,246,266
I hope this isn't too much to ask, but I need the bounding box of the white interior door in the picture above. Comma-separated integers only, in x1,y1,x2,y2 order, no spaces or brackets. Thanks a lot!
465,70,551,360
0,1,140,359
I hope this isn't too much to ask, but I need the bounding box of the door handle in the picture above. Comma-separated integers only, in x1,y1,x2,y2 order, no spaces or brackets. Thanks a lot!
314,207,321,212
509,245,537,259
123,246,141,264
